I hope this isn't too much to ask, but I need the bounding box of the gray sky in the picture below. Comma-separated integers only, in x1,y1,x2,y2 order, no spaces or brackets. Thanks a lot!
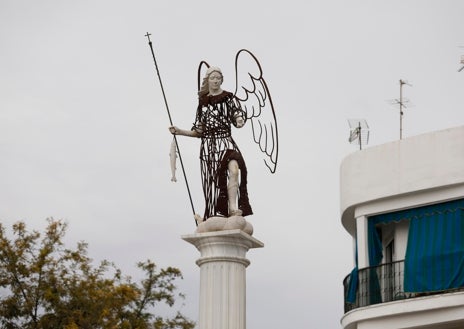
1,1,464,328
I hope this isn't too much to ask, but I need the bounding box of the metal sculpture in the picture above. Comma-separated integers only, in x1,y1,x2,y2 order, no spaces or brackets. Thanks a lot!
169,49,279,223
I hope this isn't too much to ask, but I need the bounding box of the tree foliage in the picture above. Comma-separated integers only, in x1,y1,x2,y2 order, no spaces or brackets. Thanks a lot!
0,219,195,329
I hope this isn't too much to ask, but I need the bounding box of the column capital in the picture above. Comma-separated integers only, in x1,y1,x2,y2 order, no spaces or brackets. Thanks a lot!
182,229,264,253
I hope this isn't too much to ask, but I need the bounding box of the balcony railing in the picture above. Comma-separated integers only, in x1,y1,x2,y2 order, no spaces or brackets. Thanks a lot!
343,260,414,313
343,260,464,313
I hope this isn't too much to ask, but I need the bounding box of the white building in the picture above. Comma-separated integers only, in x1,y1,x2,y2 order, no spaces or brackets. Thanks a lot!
340,125,464,329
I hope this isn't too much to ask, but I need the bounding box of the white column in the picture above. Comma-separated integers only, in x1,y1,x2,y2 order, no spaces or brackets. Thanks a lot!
356,215,369,269
182,229,263,329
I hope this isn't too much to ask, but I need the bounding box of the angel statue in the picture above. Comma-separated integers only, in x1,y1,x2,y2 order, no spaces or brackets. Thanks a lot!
169,49,278,224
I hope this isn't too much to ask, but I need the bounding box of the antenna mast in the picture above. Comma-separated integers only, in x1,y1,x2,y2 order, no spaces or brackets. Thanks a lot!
397,79,411,140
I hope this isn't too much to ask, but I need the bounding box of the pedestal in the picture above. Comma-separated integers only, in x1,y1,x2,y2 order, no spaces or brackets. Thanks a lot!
182,229,264,329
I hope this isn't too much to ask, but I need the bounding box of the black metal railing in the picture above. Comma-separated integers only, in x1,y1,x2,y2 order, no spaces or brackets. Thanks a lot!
343,260,414,313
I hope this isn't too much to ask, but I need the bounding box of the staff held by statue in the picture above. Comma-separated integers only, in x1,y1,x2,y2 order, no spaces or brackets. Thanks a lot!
145,32,197,225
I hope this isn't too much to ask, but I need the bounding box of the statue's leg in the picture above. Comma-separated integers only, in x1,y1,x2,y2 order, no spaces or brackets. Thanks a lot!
227,160,242,216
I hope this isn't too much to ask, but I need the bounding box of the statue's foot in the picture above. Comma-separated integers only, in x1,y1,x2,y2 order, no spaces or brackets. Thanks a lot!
194,214,204,225
229,209,243,217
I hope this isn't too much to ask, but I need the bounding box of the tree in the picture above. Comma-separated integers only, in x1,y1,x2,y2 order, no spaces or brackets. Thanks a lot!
0,219,195,329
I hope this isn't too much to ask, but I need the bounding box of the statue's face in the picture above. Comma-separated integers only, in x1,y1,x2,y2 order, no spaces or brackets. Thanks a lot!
208,71,223,92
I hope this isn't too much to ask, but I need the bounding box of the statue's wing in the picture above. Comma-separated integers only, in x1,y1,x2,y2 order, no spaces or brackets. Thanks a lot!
197,60,210,91
234,49,278,173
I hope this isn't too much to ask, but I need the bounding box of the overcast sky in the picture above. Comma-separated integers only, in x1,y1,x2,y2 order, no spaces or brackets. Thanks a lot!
2,1,464,328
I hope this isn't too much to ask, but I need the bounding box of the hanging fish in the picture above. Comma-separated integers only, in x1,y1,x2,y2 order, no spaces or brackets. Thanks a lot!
169,137,177,182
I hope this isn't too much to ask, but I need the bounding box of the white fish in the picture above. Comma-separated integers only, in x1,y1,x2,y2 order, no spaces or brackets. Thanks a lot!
170,137,177,182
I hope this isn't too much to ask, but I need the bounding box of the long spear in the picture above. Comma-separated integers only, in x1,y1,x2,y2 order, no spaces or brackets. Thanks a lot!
145,32,197,225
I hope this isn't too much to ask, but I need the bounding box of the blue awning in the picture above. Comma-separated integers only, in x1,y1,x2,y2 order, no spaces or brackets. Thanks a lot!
371,199,464,293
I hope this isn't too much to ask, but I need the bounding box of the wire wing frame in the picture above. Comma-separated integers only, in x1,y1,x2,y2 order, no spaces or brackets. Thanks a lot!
234,49,279,173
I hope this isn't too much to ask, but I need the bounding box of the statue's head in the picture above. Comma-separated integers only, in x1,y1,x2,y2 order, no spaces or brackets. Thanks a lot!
206,67,223,81
199,66,223,97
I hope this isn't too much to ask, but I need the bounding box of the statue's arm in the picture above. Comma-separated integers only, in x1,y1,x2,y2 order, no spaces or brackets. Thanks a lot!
230,96,246,128
169,126,202,138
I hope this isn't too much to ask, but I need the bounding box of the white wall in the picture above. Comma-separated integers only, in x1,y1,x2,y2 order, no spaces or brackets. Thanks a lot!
340,125,464,236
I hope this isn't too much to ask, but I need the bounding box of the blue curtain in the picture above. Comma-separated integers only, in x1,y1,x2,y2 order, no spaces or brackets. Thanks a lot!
368,220,383,266
346,243,358,304
346,221,383,304
372,199,464,293
346,266,358,303
367,220,382,304
404,202,464,292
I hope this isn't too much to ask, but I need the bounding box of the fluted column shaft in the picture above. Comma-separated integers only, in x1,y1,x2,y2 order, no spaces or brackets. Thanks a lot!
183,229,263,329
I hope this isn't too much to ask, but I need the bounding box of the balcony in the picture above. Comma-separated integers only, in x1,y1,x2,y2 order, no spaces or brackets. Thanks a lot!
343,260,464,313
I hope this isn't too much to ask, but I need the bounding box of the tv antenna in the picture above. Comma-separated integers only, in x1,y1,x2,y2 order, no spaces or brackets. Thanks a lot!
389,79,412,140
348,119,369,150
458,54,464,73
458,46,464,72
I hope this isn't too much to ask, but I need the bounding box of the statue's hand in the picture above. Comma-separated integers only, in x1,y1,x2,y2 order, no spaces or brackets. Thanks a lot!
169,126,178,135
235,117,245,128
